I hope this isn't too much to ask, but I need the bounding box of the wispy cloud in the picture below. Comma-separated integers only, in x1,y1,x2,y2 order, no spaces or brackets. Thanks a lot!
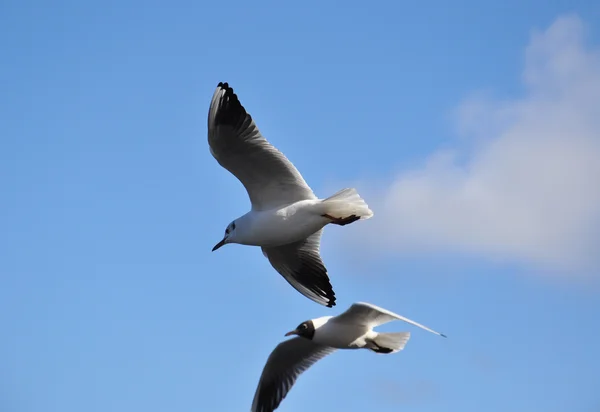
349,14,600,274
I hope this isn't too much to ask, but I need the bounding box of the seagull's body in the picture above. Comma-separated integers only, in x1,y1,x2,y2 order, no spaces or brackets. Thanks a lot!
207,82,374,307
224,199,329,248
251,302,446,412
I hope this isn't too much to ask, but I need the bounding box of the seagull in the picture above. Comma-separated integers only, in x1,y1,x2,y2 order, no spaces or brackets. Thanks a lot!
251,301,447,412
207,82,374,308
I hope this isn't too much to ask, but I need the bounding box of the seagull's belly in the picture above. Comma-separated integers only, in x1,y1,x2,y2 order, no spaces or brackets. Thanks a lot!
316,323,371,349
247,200,326,247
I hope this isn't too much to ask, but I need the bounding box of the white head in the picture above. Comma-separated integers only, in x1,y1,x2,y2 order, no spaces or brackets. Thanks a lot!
212,220,238,252
284,317,331,340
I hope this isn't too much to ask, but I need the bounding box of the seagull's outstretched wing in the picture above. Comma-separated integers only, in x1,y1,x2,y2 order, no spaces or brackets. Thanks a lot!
251,337,336,412
207,82,316,211
333,302,447,337
262,230,336,307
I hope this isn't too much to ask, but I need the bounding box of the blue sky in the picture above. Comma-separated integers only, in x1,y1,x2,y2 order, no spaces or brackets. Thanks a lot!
2,1,600,411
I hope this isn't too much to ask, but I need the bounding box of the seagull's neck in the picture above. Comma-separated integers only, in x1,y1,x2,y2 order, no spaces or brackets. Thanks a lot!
311,316,333,330
312,316,362,347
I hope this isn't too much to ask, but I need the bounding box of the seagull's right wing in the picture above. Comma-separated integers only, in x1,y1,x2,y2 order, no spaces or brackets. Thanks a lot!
207,82,317,211
333,302,447,338
261,229,336,307
251,337,336,412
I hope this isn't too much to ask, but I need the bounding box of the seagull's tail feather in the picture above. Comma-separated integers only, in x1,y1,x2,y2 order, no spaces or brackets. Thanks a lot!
320,188,373,223
369,332,411,354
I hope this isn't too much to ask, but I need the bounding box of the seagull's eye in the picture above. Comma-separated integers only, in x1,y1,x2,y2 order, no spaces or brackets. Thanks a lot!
300,324,307,330
225,228,230,235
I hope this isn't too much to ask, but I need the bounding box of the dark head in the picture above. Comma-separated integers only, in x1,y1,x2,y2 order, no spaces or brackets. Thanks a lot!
284,320,315,340
212,220,236,252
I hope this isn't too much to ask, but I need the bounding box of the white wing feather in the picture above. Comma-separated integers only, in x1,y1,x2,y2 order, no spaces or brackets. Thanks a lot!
207,83,316,211
333,302,447,337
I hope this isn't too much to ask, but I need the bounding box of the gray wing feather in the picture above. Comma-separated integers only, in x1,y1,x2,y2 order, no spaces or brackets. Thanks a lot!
261,230,336,307
251,337,336,412
333,302,447,337
207,83,316,211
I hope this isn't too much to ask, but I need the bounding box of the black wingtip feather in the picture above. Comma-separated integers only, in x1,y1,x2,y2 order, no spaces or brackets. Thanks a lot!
213,82,249,130
326,291,336,308
300,260,336,308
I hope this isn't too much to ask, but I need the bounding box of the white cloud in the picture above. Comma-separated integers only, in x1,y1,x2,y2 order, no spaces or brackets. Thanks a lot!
353,15,600,273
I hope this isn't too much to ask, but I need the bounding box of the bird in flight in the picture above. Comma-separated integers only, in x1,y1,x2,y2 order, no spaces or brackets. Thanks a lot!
207,82,374,307
251,301,447,412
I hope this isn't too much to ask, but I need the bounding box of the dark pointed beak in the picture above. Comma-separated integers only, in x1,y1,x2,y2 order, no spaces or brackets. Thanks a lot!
284,330,299,337
212,238,226,252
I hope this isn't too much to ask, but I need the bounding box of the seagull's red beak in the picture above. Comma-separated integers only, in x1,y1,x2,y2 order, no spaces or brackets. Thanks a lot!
212,238,226,252
284,329,299,337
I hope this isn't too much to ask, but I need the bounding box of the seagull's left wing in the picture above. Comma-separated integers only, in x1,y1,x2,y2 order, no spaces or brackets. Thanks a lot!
333,302,447,338
207,82,317,211
251,337,336,412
